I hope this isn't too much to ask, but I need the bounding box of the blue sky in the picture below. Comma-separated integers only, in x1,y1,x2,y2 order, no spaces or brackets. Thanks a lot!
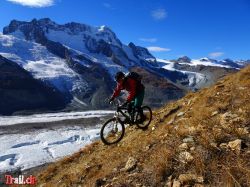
0,0,250,60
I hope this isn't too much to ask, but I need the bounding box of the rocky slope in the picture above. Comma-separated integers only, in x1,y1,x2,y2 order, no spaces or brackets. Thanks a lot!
35,65,250,186
0,55,65,115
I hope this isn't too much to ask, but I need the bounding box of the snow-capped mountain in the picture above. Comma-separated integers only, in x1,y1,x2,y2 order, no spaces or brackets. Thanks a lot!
0,18,169,114
0,18,247,114
0,32,87,95
156,56,248,90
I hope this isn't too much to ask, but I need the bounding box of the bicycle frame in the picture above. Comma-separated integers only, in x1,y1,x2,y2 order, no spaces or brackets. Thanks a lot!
100,104,152,144
114,106,129,120
114,105,139,124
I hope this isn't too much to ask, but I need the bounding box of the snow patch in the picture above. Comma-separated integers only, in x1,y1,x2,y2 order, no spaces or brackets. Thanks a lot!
191,58,231,68
0,126,102,172
0,32,88,93
157,58,207,88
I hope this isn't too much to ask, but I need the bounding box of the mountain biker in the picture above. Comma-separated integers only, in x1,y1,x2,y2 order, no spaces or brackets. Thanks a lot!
109,71,145,113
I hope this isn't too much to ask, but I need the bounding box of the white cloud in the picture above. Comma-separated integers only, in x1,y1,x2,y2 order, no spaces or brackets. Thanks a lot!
139,38,157,43
147,46,171,52
151,8,167,20
6,0,55,7
209,52,224,58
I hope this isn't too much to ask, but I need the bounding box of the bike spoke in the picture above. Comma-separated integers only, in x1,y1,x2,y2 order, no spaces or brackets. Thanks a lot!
101,118,125,144
136,106,152,129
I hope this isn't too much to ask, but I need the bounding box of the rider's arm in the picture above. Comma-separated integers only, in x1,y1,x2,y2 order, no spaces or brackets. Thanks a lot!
126,79,137,102
111,82,123,100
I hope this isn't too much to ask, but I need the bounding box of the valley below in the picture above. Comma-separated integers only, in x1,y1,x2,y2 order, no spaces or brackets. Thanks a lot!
0,111,113,176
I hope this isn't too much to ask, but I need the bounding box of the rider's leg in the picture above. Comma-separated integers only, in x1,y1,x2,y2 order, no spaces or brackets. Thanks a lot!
127,102,133,114
134,90,145,122
134,90,144,108
129,100,135,123
134,90,145,108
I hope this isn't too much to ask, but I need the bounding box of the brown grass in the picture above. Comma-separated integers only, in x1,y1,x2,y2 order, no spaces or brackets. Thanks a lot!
34,65,250,187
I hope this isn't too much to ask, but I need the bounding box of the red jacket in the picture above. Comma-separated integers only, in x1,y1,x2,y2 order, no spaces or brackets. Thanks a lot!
111,78,137,102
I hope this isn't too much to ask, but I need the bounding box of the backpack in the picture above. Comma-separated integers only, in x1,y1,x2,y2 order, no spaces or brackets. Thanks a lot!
123,72,144,92
126,72,142,83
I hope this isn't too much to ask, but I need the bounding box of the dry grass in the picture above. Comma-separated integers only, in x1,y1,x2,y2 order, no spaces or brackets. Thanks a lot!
33,65,250,187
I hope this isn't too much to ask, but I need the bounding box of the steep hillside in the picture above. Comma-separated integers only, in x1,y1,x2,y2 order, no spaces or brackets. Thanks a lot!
36,65,250,186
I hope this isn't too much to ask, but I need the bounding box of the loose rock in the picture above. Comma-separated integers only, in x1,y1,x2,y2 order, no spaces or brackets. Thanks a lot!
179,151,194,163
167,118,175,125
178,143,189,151
190,147,195,151
124,157,137,172
228,139,242,153
177,112,185,117
183,136,194,143
172,179,181,187
211,111,219,116
219,143,228,149
178,174,204,184
220,112,241,127
236,128,248,135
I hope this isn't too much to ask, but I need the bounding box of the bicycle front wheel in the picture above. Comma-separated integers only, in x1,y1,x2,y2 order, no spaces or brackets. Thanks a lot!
136,106,152,129
100,118,125,145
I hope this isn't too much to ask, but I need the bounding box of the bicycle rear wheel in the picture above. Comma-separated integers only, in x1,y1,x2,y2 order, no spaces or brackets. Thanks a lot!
136,106,152,129
100,118,125,145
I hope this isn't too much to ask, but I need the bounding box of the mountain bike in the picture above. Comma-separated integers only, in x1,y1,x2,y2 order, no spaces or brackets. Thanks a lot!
100,101,152,145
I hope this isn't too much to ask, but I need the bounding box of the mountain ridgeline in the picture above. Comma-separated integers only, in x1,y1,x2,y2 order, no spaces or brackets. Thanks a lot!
0,18,248,115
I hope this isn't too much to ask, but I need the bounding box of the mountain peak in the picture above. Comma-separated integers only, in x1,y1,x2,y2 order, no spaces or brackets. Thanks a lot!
177,56,191,63
98,25,111,32
199,57,217,62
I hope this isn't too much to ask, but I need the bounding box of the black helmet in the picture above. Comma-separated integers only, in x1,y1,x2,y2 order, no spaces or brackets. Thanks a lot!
115,71,125,82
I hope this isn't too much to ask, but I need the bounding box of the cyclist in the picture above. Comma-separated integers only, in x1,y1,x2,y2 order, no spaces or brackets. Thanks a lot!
109,71,145,121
